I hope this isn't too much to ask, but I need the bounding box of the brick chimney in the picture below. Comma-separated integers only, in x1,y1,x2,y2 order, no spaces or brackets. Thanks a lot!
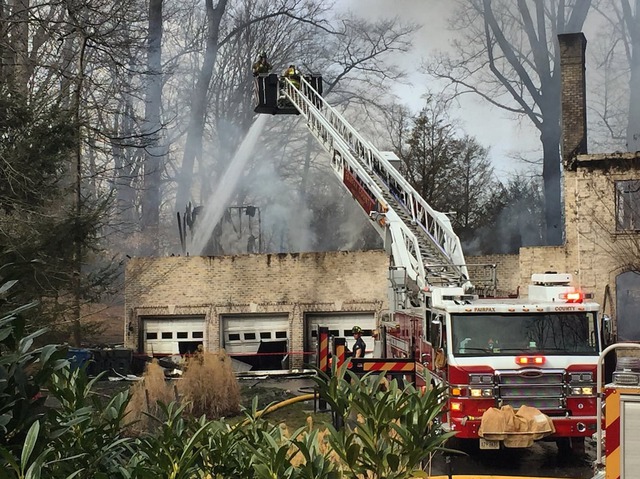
559,33,587,165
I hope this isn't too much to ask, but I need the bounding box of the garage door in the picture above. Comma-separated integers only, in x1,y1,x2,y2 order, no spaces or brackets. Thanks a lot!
143,316,206,355
222,314,289,370
305,312,376,364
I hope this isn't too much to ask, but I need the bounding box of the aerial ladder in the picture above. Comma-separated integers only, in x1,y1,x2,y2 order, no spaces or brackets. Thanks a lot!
254,72,471,308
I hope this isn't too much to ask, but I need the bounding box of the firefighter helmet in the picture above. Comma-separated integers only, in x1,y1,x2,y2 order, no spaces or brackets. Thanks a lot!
352,325,362,334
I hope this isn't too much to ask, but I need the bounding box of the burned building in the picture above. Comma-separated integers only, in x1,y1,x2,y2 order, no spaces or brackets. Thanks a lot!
124,251,389,369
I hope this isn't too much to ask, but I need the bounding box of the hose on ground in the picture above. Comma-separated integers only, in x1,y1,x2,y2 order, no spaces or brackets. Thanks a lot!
235,393,316,429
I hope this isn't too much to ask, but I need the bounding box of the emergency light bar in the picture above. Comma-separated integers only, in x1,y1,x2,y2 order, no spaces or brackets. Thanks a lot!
516,356,546,366
562,291,583,303
558,291,593,303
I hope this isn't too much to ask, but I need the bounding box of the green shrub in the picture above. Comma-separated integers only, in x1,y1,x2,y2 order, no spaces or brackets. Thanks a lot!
314,362,453,479
2,342,451,478
0,304,68,447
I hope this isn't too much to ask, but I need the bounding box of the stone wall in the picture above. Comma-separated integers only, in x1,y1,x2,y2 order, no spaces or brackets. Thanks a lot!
466,254,520,296
564,154,640,323
125,250,390,366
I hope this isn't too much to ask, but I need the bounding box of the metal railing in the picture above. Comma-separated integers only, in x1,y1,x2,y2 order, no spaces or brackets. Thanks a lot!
282,76,469,290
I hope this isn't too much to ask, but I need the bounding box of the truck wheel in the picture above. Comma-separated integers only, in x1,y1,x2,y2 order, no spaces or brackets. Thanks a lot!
556,437,585,456
445,437,475,454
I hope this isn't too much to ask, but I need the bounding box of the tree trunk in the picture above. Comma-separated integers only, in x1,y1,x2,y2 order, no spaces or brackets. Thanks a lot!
626,0,640,151
11,0,29,95
71,35,87,347
141,0,164,254
111,102,140,237
174,0,229,213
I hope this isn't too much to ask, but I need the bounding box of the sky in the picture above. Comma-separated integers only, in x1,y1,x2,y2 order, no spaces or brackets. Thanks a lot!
335,0,541,176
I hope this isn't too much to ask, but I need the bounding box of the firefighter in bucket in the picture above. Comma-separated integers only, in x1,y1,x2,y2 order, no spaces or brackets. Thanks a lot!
278,64,301,107
283,64,301,88
252,51,271,76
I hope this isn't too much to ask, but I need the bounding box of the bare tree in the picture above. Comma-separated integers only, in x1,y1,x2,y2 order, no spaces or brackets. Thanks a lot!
140,0,164,254
427,0,592,245
592,0,640,151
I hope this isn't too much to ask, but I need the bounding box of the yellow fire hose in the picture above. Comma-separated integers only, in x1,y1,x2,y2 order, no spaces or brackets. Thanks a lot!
235,393,316,429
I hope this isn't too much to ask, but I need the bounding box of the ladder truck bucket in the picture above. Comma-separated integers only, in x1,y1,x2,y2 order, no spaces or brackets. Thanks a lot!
254,72,323,115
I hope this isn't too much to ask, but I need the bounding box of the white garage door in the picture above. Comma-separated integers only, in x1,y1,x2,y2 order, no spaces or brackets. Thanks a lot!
222,315,289,355
306,313,376,363
143,316,206,355
223,315,289,371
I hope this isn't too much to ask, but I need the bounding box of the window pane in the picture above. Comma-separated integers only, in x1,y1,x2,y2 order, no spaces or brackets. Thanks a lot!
228,333,240,341
146,332,157,340
260,332,271,339
616,180,640,231
177,332,188,339
192,331,204,338
161,332,172,339
245,333,256,340
276,331,287,338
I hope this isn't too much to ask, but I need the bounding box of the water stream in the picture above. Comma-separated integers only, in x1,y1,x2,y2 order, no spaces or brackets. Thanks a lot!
190,115,268,255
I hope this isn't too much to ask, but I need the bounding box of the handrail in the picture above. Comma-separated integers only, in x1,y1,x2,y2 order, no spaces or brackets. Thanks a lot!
281,76,469,287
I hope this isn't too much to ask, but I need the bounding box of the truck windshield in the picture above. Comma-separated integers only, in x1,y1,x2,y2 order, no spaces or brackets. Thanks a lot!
451,312,598,357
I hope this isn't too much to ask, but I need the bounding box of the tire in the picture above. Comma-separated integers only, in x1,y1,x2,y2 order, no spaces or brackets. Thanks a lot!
556,437,585,456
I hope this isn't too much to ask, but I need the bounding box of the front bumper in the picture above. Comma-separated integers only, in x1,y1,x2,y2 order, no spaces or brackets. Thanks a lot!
447,415,597,439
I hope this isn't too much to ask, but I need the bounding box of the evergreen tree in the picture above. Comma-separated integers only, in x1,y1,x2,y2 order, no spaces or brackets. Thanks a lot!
0,88,116,342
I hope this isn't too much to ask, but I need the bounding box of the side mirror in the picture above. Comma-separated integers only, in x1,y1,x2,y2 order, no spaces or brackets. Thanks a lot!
431,315,444,348
601,315,614,346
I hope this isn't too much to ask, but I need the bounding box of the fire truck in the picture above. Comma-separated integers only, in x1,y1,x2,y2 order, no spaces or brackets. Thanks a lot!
253,70,611,452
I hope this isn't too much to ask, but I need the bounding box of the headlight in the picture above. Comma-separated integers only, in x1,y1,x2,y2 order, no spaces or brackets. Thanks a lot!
470,388,493,398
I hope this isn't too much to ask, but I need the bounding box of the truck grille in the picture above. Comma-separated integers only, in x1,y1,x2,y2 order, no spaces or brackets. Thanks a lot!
495,369,565,413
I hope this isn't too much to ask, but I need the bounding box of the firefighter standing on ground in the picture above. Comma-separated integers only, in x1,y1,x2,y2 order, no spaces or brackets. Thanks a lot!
351,326,366,358
252,51,271,76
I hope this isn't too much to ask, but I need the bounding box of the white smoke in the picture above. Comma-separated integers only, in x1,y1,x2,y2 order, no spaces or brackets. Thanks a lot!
190,115,268,254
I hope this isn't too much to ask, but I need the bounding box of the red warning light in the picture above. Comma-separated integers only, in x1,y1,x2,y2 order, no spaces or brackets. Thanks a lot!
559,291,583,303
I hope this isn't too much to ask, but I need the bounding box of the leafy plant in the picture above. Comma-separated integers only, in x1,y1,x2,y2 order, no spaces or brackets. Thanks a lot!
2,338,452,478
0,304,68,447
314,361,453,479
43,367,133,479
128,402,212,479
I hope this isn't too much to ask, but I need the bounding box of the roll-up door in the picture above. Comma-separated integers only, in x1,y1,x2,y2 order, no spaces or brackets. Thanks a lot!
143,316,206,355
305,312,376,365
222,314,289,371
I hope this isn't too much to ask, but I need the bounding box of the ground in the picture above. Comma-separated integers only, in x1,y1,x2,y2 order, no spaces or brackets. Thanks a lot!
89,374,326,430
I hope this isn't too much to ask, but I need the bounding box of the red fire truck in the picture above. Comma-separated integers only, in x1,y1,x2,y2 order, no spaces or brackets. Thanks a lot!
384,273,606,452
254,70,610,453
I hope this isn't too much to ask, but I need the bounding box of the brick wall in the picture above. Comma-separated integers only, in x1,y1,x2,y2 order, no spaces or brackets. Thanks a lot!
466,254,520,296
559,33,588,160
122,154,640,354
125,250,389,366
564,155,640,323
